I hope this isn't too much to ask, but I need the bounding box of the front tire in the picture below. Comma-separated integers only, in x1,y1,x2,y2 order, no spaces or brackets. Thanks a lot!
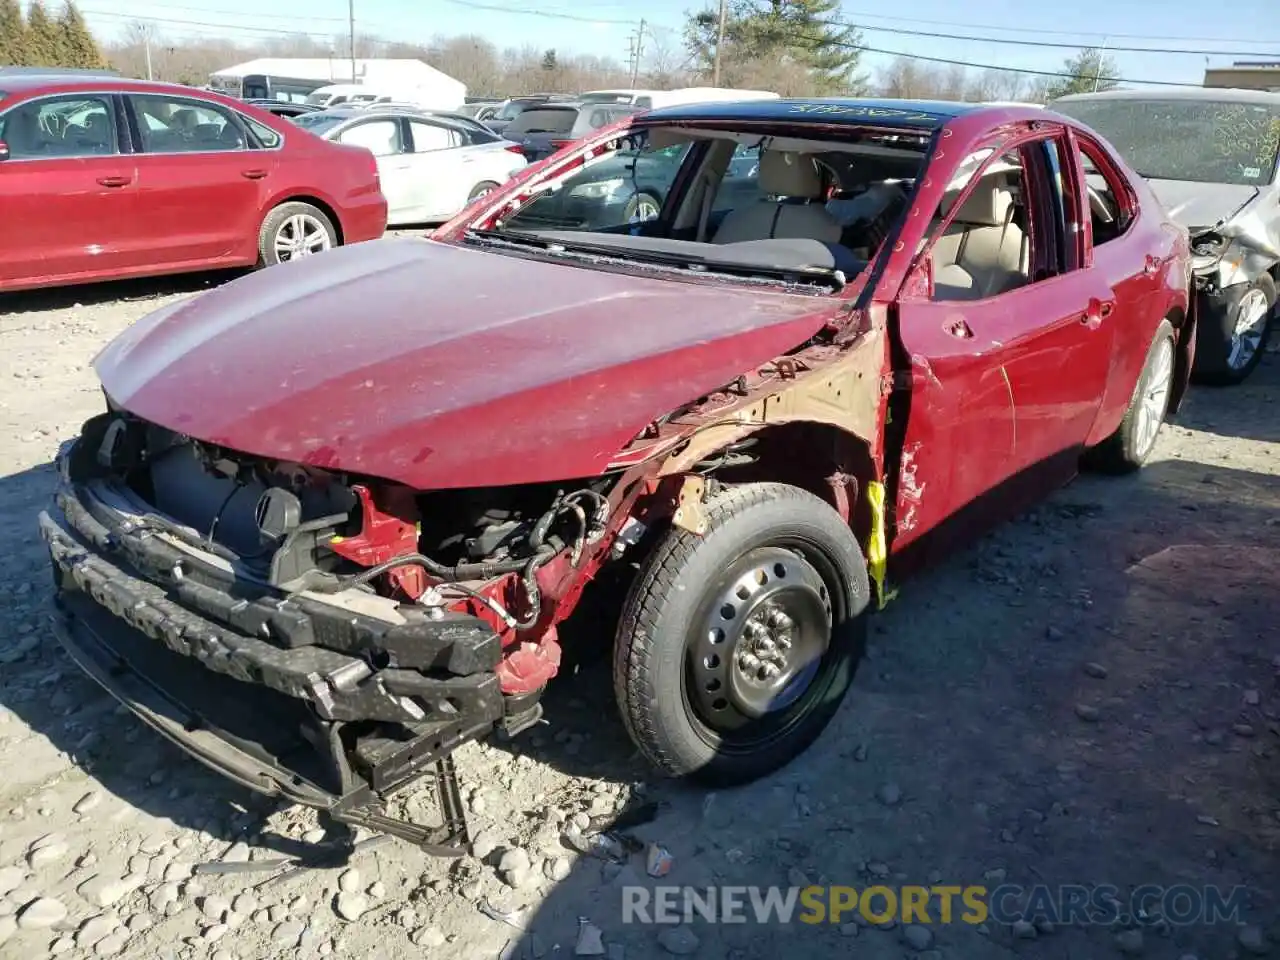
1192,275,1275,386
613,482,870,786
623,192,662,224
258,202,338,267
1087,318,1176,474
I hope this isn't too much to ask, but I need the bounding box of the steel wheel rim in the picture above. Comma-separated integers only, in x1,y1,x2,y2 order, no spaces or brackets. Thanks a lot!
274,213,331,261
684,544,835,751
630,196,660,222
1135,337,1174,459
1227,289,1270,371
470,184,495,201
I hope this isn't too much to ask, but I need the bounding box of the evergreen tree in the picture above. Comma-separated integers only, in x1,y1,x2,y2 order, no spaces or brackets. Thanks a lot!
57,0,103,68
24,0,64,66
0,0,29,66
541,48,557,73
686,0,864,94
1045,48,1120,100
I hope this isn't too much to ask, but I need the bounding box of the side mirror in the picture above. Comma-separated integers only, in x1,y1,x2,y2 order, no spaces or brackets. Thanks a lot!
0,142,9,161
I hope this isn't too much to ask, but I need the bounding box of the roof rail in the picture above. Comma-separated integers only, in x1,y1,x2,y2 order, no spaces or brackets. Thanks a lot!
0,66,120,78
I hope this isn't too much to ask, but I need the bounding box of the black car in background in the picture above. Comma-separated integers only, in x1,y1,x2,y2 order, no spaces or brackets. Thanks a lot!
504,136,762,230
505,102,640,162
484,94,577,137
244,99,323,119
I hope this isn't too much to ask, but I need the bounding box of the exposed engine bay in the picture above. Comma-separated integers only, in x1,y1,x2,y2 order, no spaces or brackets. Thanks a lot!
90,410,614,633
42,407,631,852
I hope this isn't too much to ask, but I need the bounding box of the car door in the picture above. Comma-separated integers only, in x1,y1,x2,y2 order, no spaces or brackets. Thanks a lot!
405,119,467,220
335,117,413,223
126,93,274,268
889,131,1114,553
0,93,141,287
1068,130,1177,449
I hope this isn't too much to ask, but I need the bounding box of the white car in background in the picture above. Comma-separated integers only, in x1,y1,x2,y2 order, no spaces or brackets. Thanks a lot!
292,107,527,224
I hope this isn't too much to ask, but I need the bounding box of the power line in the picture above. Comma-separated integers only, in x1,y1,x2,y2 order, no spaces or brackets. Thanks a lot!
838,6,1280,47
845,21,1280,58
438,0,633,25
837,39,1204,87
82,6,1216,88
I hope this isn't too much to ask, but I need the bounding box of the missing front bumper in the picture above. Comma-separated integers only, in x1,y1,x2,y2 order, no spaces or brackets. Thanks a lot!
37,476,512,852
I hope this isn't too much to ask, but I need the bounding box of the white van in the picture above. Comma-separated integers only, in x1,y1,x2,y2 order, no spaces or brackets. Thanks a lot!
577,87,779,110
305,84,393,109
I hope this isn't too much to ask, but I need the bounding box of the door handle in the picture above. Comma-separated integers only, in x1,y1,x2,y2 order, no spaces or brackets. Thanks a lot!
944,317,973,339
240,169,269,180
96,175,131,188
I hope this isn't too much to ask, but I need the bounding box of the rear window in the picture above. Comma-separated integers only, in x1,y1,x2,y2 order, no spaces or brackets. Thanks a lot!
506,107,579,136
291,112,347,136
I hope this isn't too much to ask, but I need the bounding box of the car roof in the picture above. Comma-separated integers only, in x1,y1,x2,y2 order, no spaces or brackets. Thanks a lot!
307,106,479,132
643,97,991,130
0,75,222,98
1053,87,1280,106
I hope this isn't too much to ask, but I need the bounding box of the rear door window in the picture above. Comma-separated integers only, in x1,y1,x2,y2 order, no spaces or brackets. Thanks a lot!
506,108,578,137
129,95,247,153
0,95,119,158
338,119,404,157
408,120,460,152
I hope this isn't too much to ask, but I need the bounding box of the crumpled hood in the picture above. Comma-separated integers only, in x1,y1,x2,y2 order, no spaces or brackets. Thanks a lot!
1146,179,1258,233
95,237,834,489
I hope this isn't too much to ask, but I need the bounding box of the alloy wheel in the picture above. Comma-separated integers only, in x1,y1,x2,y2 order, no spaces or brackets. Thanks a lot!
274,213,332,262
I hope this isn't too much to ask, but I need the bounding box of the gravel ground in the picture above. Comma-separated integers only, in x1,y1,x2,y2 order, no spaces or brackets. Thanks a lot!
0,268,1277,960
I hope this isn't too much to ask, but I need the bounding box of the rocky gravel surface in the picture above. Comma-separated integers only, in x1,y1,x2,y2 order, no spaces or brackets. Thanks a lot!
0,268,1277,960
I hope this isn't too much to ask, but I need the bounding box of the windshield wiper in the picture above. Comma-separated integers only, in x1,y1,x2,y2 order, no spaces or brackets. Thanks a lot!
464,230,846,290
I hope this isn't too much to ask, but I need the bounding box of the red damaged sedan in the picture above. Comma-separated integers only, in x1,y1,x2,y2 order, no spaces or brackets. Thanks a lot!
39,98,1192,850
0,72,386,293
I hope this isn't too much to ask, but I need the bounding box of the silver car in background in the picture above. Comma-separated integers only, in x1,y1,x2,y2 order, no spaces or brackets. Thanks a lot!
292,107,527,225
1053,88,1280,384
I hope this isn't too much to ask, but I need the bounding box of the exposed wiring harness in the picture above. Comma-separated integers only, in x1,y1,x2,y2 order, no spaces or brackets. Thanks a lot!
315,487,612,632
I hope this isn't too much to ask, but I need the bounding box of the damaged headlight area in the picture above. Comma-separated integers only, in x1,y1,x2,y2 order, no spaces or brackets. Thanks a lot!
1190,231,1230,274
38,408,620,851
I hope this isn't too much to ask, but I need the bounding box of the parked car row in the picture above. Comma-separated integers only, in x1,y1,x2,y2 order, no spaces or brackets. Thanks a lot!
0,68,386,293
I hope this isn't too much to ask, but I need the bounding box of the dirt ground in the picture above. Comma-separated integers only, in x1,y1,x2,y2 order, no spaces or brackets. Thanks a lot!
0,266,1277,960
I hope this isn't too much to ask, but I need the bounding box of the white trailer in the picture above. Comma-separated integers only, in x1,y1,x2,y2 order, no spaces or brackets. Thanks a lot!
209,58,465,109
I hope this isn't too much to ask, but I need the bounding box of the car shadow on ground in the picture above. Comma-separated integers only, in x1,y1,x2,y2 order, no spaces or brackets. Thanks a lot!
1174,342,1280,445
0,435,1276,957
478,454,1280,959
0,271,246,316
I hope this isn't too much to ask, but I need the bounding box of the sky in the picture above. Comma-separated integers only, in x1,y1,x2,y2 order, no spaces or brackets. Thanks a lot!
78,0,1280,90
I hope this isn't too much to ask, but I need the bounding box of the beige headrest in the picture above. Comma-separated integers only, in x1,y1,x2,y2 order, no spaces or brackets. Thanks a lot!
948,172,1014,227
758,150,823,199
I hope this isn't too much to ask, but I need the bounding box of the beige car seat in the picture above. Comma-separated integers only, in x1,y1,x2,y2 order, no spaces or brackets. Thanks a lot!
712,150,843,245
931,171,1028,300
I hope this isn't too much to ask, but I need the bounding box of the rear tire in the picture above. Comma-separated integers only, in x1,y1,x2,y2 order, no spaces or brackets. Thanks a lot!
1191,275,1275,386
1086,318,1176,474
467,181,500,203
612,482,870,786
257,202,338,267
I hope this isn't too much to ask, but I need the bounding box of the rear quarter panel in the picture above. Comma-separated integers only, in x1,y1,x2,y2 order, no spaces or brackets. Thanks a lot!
269,137,387,246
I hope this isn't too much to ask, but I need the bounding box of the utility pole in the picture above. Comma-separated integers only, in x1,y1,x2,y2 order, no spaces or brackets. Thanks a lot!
712,0,727,86
1092,36,1108,93
629,19,645,88
348,0,357,81
141,22,153,81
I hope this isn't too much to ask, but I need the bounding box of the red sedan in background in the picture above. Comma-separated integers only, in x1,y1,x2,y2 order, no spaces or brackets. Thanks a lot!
0,71,387,293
